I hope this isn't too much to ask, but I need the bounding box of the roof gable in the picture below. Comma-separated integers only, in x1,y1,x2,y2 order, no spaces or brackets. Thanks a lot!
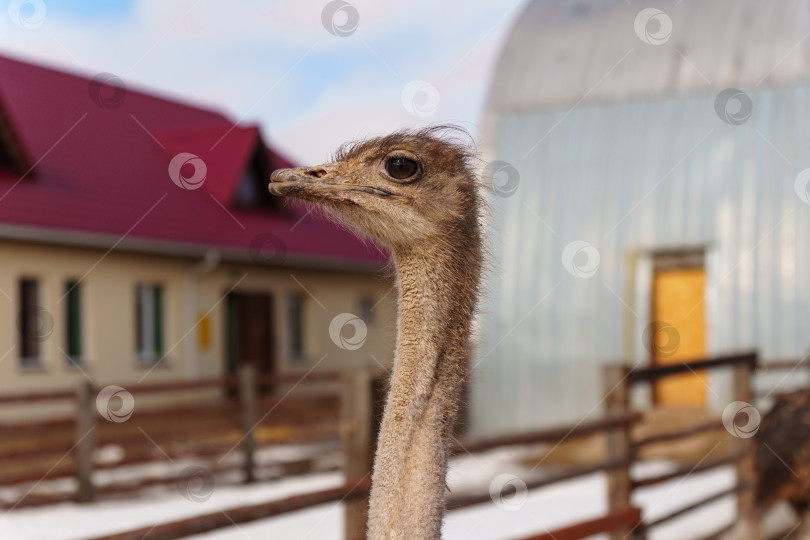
159,124,259,203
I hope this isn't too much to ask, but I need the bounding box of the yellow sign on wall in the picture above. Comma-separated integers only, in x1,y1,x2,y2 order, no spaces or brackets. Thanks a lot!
197,313,211,350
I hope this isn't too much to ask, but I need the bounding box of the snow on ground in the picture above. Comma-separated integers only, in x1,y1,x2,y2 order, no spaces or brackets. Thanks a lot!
631,461,736,540
0,472,344,540
0,447,740,540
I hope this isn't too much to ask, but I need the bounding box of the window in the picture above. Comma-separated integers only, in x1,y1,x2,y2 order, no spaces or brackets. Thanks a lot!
0,109,27,175
234,145,280,210
358,295,375,323
286,293,304,360
136,284,164,362
235,167,259,206
18,278,44,368
64,281,82,365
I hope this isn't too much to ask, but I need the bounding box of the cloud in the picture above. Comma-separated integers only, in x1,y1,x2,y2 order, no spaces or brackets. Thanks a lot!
0,0,524,163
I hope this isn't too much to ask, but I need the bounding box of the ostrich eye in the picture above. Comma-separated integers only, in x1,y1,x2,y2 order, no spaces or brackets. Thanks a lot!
385,157,419,181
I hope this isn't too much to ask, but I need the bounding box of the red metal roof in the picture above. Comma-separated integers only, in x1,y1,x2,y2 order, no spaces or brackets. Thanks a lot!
0,55,387,269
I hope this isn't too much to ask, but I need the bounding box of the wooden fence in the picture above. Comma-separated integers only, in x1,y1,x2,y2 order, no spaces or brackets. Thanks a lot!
0,366,343,508
85,389,643,540
603,351,758,540
5,351,806,539
77,366,646,540
754,357,810,400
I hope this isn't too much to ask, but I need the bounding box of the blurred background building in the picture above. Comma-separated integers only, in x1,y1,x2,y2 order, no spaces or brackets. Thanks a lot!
0,56,395,408
472,0,810,435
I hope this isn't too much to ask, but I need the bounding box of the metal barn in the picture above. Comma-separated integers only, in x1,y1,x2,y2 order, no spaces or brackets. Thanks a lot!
471,0,810,436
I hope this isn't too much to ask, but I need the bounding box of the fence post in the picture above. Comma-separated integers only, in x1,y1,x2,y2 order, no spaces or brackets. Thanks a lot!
603,364,634,540
734,353,756,518
239,363,258,483
74,380,96,503
342,369,374,540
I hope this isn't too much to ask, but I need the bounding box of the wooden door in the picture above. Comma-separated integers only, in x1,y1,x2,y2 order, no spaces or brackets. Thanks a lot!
226,292,275,377
651,264,707,406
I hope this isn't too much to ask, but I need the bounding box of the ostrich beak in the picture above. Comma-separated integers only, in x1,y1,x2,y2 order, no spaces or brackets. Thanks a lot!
269,165,405,201
268,165,345,198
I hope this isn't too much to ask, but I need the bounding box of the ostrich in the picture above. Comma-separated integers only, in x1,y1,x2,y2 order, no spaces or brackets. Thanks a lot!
727,390,810,539
269,126,482,539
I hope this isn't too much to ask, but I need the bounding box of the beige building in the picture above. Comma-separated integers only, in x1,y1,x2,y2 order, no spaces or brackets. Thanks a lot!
0,55,395,402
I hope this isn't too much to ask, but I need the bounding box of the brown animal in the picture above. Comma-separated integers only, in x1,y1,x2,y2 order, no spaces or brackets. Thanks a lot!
727,390,810,539
269,126,483,539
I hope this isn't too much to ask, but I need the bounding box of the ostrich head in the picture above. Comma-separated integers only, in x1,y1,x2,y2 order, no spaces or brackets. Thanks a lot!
268,126,480,252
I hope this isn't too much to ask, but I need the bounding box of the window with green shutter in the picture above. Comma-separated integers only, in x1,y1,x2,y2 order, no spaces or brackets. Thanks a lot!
65,281,82,364
136,284,164,363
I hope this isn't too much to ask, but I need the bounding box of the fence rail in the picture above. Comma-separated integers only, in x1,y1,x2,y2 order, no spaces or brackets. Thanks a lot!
627,351,757,383
634,419,724,447
87,478,373,540
452,411,641,455
0,389,76,404
517,505,642,540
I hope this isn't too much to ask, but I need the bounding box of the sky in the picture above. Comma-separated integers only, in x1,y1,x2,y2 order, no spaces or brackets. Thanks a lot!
0,0,525,164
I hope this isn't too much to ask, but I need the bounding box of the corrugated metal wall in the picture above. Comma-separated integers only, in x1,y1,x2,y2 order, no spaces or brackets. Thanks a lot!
472,86,810,436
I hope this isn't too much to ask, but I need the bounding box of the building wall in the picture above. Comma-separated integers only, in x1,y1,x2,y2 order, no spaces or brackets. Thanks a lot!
0,240,396,419
195,259,397,377
472,85,810,436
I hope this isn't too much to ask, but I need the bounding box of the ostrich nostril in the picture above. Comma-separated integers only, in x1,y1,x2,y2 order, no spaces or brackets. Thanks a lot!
305,169,328,178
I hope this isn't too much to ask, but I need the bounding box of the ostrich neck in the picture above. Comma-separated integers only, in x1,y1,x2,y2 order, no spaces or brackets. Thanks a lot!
367,242,479,540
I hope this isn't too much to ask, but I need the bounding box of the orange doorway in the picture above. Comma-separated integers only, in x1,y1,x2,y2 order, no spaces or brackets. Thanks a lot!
650,253,707,406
